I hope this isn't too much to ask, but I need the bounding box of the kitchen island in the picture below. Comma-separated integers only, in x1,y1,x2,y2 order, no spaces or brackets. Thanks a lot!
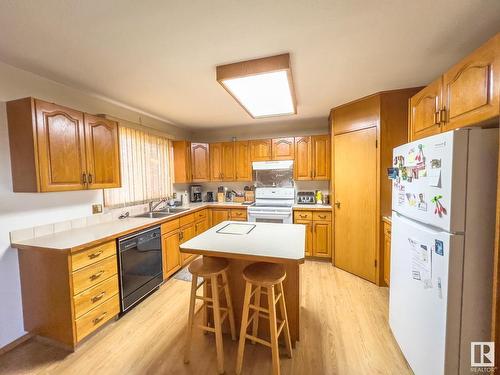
180,221,305,345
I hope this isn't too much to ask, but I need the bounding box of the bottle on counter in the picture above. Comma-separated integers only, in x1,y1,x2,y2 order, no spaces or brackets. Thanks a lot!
315,190,323,205
182,191,189,207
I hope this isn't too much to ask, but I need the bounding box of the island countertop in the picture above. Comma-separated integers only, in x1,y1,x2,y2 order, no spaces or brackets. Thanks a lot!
180,221,305,263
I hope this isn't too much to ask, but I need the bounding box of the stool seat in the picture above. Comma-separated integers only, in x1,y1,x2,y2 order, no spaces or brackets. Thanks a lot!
188,257,229,278
243,262,286,286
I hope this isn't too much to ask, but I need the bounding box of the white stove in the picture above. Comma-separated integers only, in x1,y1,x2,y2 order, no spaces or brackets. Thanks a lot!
247,187,295,224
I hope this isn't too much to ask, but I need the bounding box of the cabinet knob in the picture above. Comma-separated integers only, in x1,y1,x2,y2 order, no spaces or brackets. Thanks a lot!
88,173,93,184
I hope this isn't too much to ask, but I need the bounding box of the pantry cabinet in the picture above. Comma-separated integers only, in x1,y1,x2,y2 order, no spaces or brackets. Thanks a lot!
190,143,210,182
272,137,295,160
6,98,121,192
234,141,252,181
409,32,500,141
250,139,272,161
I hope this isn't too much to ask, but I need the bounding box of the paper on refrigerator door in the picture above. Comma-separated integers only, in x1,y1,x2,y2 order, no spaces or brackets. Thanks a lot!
428,168,441,187
409,238,432,288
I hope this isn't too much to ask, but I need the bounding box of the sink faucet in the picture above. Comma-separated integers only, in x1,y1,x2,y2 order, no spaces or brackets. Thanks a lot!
149,198,167,212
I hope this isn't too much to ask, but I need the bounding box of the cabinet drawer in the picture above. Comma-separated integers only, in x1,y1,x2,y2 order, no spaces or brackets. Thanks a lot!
230,209,247,220
73,276,119,319
75,294,119,342
194,209,207,220
294,211,312,221
72,256,118,295
161,219,179,234
313,211,331,221
71,241,116,272
179,213,195,227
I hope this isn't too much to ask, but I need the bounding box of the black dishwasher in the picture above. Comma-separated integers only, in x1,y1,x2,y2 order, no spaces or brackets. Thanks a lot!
118,226,163,312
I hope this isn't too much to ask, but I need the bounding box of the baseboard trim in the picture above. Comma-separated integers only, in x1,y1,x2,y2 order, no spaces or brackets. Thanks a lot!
0,333,33,356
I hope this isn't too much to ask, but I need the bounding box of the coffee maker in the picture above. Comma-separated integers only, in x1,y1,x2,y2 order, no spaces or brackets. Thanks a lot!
189,185,202,202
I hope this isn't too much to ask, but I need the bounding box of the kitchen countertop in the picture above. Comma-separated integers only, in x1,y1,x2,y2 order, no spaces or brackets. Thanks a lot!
293,203,332,210
11,202,331,252
180,221,305,262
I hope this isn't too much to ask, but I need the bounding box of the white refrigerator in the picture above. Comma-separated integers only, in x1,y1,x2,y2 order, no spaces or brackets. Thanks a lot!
389,128,498,374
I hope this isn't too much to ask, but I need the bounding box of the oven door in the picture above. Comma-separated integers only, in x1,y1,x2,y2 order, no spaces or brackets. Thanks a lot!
247,210,292,224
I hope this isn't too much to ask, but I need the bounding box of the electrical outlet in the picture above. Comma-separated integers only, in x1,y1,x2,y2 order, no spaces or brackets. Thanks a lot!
92,204,103,214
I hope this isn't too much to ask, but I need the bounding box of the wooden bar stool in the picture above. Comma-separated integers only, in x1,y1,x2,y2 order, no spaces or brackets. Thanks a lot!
236,262,292,375
184,257,236,374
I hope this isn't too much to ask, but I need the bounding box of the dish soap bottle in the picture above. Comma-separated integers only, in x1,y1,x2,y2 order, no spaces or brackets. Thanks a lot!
315,190,323,205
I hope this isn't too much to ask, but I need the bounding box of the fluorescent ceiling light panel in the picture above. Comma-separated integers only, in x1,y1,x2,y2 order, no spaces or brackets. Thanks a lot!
216,53,297,119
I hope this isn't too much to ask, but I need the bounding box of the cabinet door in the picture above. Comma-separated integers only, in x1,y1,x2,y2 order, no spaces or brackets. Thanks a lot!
383,223,392,286
250,139,272,161
221,142,235,181
180,224,195,264
234,141,252,181
334,128,377,283
191,143,210,182
195,219,209,235
84,114,121,189
35,100,87,192
312,135,330,180
211,209,230,226
442,33,500,130
162,230,181,279
409,79,442,141
210,143,223,181
312,221,331,258
294,136,312,180
173,141,192,183
272,137,295,160
295,219,313,256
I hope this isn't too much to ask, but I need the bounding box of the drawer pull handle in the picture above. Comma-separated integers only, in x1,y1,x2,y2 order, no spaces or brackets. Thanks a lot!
300,215,307,218
90,271,105,281
91,292,106,303
319,215,326,219
88,250,103,259
92,312,108,325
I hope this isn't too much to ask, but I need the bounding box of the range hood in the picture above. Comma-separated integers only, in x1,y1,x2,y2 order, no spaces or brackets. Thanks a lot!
252,160,293,170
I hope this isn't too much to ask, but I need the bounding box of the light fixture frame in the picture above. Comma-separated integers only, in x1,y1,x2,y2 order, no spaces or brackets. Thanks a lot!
216,53,297,119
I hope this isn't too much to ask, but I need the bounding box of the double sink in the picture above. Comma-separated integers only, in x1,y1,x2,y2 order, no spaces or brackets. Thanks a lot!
134,207,190,219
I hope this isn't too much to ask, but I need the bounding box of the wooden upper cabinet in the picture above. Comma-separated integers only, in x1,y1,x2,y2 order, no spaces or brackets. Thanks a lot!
250,139,272,161
172,141,192,183
312,135,330,180
209,143,223,181
84,114,120,189
272,137,295,160
190,143,210,182
7,98,121,192
294,136,312,180
409,78,442,141
442,33,500,131
221,142,235,181
234,141,252,181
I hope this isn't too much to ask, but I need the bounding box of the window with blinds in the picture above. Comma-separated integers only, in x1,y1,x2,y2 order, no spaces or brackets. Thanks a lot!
104,126,173,207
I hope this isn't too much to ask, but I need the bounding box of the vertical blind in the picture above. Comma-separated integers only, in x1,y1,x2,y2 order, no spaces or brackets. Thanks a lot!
104,126,173,207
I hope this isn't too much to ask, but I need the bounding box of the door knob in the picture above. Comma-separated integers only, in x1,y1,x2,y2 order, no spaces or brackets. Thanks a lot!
335,201,341,208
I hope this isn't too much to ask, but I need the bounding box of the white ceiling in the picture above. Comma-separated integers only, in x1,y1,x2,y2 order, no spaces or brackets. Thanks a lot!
0,1,499,130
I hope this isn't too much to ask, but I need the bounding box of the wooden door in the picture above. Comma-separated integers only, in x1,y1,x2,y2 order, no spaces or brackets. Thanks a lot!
35,100,87,192
295,220,313,256
191,143,210,182
221,142,235,181
442,33,500,130
383,222,392,286
83,114,121,189
211,209,229,226
312,222,331,258
312,135,330,180
294,136,312,180
272,137,295,160
180,224,195,264
210,143,223,181
234,141,252,181
334,127,377,283
162,230,181,279
250,139,272,161
409,79,442,141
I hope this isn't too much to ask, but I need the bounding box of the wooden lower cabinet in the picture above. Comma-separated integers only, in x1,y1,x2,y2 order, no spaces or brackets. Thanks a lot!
17,241,120,349
293,210,332,258
180,223,195,265
211,209,230,226
383,220,392,286
162,229,181,279
195,218,209,235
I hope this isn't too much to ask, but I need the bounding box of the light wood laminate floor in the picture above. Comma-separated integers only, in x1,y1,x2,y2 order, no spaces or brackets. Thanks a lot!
0,261,411,374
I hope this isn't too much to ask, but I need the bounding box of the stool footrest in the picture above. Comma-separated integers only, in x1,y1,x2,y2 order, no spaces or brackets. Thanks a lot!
198,324,216,333
249,304,269,313
277,319,286,337
245,334,271,348
274,292,282,305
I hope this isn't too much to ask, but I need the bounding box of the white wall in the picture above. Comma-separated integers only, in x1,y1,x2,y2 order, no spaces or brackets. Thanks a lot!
0,61,187,348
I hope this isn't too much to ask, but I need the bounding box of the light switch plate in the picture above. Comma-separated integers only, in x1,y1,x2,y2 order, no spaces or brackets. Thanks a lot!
92,204,103,214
